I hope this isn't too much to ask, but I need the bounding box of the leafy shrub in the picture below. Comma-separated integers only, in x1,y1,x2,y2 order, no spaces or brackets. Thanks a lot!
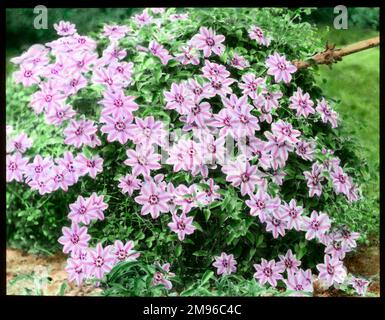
6,7,377,296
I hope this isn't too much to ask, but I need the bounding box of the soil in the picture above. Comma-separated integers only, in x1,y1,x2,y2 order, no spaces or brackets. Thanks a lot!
6,245,380,296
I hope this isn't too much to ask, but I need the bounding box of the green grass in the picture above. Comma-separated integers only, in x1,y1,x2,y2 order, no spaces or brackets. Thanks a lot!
314,26,379,221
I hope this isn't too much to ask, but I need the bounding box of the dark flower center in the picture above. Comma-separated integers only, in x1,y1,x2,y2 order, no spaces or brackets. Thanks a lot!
71,234,80,244
241,173,250,182
9,162,17,171
24,70,33,78
149,195,159,205
175,94,185,104
115,121,126,131
263,267,273,277
95,256,104,267
205,37,215,46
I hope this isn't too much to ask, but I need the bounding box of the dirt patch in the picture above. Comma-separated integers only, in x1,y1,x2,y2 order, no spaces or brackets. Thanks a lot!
6,248,101,296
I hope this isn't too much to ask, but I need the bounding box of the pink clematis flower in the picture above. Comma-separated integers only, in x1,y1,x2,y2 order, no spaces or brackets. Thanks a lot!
230,53,250,70
284,269,313,296
118,174,142,196
100,115,134,145
212,252,237,276
111,240,140,264
28,175,53,195
74,153,103,179
132,116,166,147
68,195,98,225
53,21,77,36
149,40,172,65
174,184,205,214
265,209,288,238
124,147,161,178
232,102,260,138
350,277,370,296
316,254,347,287
207,77,235,97
335,227,360,249
190,27,225,57
56,151,79,185
30,86,66,115
296,140,316,161
280,199,304,231
134,180,171,219
64,118,98,148
99,89,138,119
45,104,76,126
175,45,200,65
133,10,153,26
25,155,53,181
266,52,297,84
168,212,196,241
6,153,28,182
289,88,315,118
202,60,230,80
330,166,352,195
271,120,301,145
86,243,116,279
102,24,130,40
183,100,212,129
58,222,91,254
152,262,175,290
277,249,301,274
65,257,88,286
248,25,270,46
13,63,41,87
8,132,33,154
245,188,280,222
47,165,73,192
238,73,265,100
89,193,108,220
316,98,338,128
223,160,266,196
164,82,195,115
63,73,88,96
253,258,284,288
301,210,331,241
303,162,325,197
92,67,123,90
211,108,237,138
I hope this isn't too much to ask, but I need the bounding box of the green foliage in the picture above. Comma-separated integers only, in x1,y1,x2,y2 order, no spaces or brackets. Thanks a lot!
6,7,379,296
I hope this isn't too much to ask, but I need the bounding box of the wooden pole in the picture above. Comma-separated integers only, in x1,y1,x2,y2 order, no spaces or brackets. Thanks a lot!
293,36,380,70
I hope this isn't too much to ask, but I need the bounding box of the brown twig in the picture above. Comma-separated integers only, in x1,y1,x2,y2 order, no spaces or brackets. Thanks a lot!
293,36,380,69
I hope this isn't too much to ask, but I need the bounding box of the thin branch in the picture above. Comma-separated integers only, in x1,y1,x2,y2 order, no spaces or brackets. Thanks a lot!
293,36,380,70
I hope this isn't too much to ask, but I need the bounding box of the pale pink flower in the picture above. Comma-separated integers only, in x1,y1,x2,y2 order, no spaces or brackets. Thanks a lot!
174,184,205,214
46,103,76,125
212,252,237,276
68,195,98,225
133,10,153,26
303,163,325,197
13,63,41,87
202,60,230,80
118,174,142,196
211,108,237,138
65,257,88,286
289,88,315,118
190,27,225,57
58,222,91,254
248,25,270,46
301,210,331,241
112,240,140,263
63,73,88,96
92,67,123,90
335,227,360,249
271,120,301,144
68,51,98,74
186,79,215,101
102,25,130,40
169,13,189,21
54,21,77,36
8,132,32,154
10,44,49,66
6,153,28,182
316,98,339,128
100,115,134,144
316,254,347,287
28,175,53,195
134,181,171,219
30,86,66,114
124,147,161,178
183,100,212,129
245,188,281,222
74,153,104,179
89,193,108,220
164,82,195,115
86,243,116,279
25,155,53,181
207,77,235,97
280,199,304,231
284,269,313,296
132,116,166,147
253,258,284,288
266,52,297,84
152,262,175,289
232,102,260,138
100,43,127,65
277,249,301,274
296,140,316,161
238,73,265,99
330,166,352,195
168,212,196,241
230,53,250,70
149,40,172,65
175,45,200,65
265,209,288,238
47,165,73,192
99,89,138,118
63,118,98,148
350,277,370,296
